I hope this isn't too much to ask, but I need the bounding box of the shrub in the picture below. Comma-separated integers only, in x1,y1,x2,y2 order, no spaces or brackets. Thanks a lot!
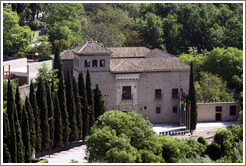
178,154,215,163
197,136,208,146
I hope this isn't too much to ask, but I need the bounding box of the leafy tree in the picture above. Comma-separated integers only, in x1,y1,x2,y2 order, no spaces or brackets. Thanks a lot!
73,76,83,141
94,84,106,121
46,81,54,148
178,154,214,163
29,81,41,157
53,91,63,151
86,69,95,129
22,103,31,163
85,110,163,163
66,70,78,145
189,62,197,131
36,77,49,154
32,43,52,61
195,72,233,103
78,72,89,141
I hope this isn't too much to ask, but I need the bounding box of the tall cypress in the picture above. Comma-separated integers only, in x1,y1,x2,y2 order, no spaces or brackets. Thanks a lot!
78,72,89,141
94,84,106,121
73,76,83,141
86,69,95,129
3,112,11,163
3,143,12,163
7,79,17,162
15,86,22,126
16,116,25,163
54,92,63,151
36,77,50,154
66,70,78,145
22,103,32,163
25,96,36,156
58,71,70,148
29,81,41,157
53,47,63,80
46,81,54,148
189,62,197,132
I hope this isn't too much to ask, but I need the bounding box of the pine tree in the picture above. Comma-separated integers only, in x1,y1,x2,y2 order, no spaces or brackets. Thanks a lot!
94,84,106,121
58,71,70,148
29,81,41,157
86,69,95,129
66,70,78,145
78,72,90,141
7,79,17,162
189,62,198,132
73,76,83,141
25,96,36,156
3,143,12,163
54,92,63,151
22,103,32,163
15,86,22,127
46,81,54,148
36,77,50,154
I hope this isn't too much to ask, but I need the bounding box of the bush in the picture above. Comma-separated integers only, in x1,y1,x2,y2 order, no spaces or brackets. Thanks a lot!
205,142,221,160
229,124,243,142
197,136,208,146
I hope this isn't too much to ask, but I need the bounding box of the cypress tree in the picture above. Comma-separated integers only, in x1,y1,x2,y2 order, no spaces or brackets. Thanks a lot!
58,71,70,148
54,91,63,151
53,46,63,80
86,69,95,129
66,70,78,145
29,81,41,157
46,81,54,148
3,143,12,163
15,86,22,126
36,77,50,154
73,76,83,141
7,79,17,162
16,116,25,163
22,103,32,163
78,72,90,141
189,62,198,132
25,96,36,156
94,84,106,121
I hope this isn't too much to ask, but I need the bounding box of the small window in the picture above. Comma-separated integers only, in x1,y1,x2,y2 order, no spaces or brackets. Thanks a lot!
156,106,161,114
230,106,236,116
100,59,105,67
92,59,98,67
155,89,162,99
172,89,178,98
144,106,147,110
122,86,132,100
216,106,222,112
85,60,90,67
173,106,177,113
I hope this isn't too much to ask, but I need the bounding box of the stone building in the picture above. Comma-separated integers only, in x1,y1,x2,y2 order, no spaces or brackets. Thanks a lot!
60,41,190,124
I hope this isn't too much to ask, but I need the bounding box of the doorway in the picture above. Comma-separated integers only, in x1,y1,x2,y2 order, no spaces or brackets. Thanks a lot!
216,113,221,121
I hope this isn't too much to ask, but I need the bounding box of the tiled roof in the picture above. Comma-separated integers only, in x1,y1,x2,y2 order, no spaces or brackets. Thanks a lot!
109,47,150,58
60,50,74,59
73,41,112,54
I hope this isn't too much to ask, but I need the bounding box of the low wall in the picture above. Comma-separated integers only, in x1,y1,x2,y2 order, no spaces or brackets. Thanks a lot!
19,85,30,100
3,58,27,71
27,60,53,84
197,102,240,122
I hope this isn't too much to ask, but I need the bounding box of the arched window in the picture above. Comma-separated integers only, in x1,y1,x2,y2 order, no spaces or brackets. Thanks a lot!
85,60,90,68
92,59,98,67
100,59,105,67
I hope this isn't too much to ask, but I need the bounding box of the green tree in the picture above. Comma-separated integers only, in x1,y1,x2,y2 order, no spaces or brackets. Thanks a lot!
73,76,83,141
86,69,95,129
16,116,25,163
46,81,54,148
3,112,11,163
78,72,89,141
32,43,52,61
66,70,78,145
3,143,12,163
15,86,22,126
195,72,233,103
94,84,106,121
189,62,197,132
22,103,31,163
85,110,163,163
36,77,49,154
29,81,41,157
53,91,63,151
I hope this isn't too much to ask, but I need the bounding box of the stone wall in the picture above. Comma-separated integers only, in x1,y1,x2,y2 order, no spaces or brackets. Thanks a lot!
19,85,30,100
197,102,240,122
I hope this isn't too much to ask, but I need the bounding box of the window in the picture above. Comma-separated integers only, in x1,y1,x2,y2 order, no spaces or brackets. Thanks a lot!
85,60,90,67
216,106,222,112
155,89,162,99
92,59,98,67
144,106,147,110
156,106,161,114
172,89,178,98
122,86,132,99
230,106,236,115
100,59,105,67
173,106,177,113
